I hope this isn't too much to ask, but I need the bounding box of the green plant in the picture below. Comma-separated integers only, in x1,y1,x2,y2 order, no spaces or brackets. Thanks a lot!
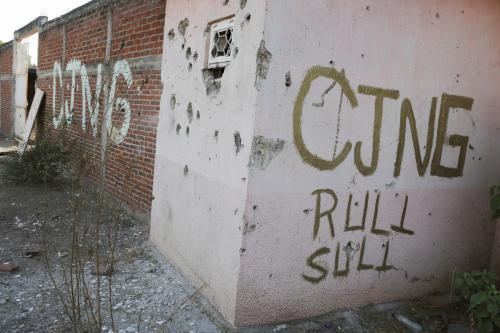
491,185,500,221
2,138,69,183
454,270,498,299
469,285,500,333
454,271,500,333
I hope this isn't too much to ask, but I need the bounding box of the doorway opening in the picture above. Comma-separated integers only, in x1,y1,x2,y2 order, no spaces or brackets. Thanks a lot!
14,32,38,140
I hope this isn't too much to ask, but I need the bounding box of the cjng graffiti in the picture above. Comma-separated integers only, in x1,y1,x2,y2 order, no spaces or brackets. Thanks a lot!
302,189,413,283
52,59,133,144
293,66,474,178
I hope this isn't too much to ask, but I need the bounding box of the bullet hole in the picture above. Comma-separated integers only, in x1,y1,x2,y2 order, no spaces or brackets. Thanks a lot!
183,165,189,176
472,156,476,160
196,110,200,120
354,202,359,206
303,209,312,215
176,124,181,134
239,248,246,254
186,47,192,59
178,18,189,36
234,131,243,154
188,63,193,71
187,102,193,123
366,5,370,10
435,12,440,18
461,10,464,14
234,208,238,215
170,94,176,110
269,273,273,278
343,241,359,259
204,24,211,36
245,13,251,22
168,28,175,40
285,71,292,87
120,41,126,49
223,0,229,5
395,193,400,197
479,157,482,161
240,0,247,9
428,212,432,216
233,47,239,58
241,177,246,182
193,52,198,61
361,53,365,58
214,130,219,141
181,43,185,50
329,60,335,66
186,126,190,136
253,205,258,210
381,243,386,248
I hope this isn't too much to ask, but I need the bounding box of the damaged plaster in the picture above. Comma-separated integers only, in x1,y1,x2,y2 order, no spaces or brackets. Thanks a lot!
187,102,193,122
203,69,222,96
168,28,175,40
285,71,292,87
255,41,272,90
234,132,243,155
178,18,189,36
170,94,176,110
248,136,285,170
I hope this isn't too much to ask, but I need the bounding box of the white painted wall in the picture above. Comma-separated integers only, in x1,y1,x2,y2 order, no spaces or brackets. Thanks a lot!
152,0,500,326
233,0,500,325
150,0,267,323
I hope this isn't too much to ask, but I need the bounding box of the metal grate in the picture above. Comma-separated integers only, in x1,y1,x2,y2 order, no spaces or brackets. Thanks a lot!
208,18,234,68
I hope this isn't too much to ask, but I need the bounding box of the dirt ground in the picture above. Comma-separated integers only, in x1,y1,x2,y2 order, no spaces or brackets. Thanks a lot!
0,137,474,333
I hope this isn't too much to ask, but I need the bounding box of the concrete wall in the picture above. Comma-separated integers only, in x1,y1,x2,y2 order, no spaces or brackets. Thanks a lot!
0,42,13,136
150,0,267,323
37,0,165,213
233,0,500,325
152,0,500,327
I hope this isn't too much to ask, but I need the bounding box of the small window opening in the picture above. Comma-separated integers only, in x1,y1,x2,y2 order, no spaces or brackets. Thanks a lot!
207,17,234,69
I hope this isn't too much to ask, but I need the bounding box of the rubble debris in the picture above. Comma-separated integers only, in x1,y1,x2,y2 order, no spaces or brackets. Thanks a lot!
395,314,423,332
0,263,19,273
24,249,42,258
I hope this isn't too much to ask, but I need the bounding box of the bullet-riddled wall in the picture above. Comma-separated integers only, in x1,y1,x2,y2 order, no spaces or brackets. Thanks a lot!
151,0,267,323
235,0,500,325
152,0,500,326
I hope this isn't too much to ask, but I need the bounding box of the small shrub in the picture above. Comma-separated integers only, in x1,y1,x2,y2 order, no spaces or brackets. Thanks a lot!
454,270,498,299
454,271,500,333
469,285,500,333
2,138,69,183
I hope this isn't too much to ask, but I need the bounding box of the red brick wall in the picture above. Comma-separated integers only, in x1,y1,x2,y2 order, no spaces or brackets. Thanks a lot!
38,0,165,214
0,43,13,136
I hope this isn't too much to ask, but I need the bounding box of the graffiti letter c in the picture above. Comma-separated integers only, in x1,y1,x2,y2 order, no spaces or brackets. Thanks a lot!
293,66,358,171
